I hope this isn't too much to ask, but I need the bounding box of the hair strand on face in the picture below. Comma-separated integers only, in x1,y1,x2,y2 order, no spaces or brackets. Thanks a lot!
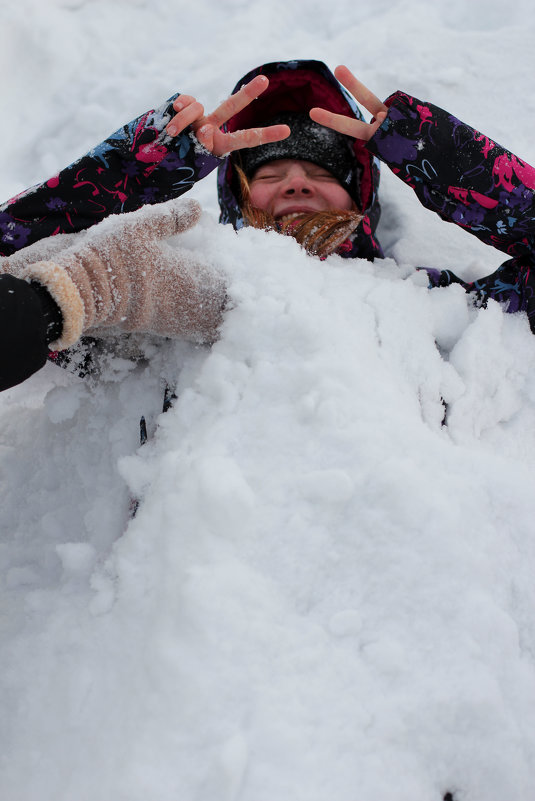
235,165,363,258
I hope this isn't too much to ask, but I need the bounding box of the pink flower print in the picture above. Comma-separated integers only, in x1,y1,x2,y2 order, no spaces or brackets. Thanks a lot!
448,186,470,205
492,154,535,192
470,190,499,209
474,134,496,159
512,156,535,191
449,186,499,209
136,142,168,165
416,104,432,130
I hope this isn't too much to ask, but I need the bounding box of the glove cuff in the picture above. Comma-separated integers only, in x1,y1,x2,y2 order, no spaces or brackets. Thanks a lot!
20,261,85,350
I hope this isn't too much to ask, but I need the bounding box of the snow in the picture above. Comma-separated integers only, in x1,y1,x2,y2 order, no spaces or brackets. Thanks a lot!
2,1,535,799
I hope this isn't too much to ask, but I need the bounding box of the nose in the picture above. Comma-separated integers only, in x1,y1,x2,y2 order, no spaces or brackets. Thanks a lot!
281,171,315,196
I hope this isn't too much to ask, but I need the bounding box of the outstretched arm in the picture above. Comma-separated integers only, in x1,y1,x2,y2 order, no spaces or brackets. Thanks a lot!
0,198,227,391
311,67,535,331
0,95,215,255
1,77,289,257
312,65,535,262
368,94,535,263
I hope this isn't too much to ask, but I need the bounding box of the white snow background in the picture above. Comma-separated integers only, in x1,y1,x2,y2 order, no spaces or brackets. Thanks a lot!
2,1,535,799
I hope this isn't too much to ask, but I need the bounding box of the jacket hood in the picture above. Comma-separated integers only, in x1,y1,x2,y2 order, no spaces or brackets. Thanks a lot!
217,59,383,260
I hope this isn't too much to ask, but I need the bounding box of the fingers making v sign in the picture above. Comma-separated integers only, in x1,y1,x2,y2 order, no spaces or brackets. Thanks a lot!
166,75,290,157
309,65,388,142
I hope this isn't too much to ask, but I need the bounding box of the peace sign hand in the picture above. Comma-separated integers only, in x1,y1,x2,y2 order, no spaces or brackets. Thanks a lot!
166,75,290,157
309,65,388,141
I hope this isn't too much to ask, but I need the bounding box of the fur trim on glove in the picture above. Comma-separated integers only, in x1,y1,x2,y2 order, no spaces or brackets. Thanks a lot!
20,261,85,350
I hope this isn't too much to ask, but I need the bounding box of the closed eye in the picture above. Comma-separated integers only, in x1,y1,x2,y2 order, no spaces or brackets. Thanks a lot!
306,169,337,180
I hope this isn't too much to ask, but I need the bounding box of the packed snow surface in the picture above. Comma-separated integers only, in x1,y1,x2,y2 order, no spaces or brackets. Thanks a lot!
2,1,535,799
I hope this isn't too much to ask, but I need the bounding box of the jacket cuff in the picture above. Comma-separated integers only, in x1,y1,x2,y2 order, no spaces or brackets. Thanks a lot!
365,91,424,168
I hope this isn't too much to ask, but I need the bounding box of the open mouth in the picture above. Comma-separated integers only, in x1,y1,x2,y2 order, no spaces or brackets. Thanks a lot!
276,211,312,224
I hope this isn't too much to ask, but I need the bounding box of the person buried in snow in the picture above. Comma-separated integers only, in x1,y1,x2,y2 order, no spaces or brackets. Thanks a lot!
1,59,535,393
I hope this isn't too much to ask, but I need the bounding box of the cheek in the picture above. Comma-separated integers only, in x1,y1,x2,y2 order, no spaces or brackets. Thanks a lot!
323,184,354,210
249,183,273,211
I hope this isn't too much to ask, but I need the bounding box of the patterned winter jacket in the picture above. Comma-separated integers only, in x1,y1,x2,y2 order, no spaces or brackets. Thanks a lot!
1,74,535,390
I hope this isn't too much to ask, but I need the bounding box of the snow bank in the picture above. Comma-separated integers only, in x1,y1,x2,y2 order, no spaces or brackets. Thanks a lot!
2,213,535,800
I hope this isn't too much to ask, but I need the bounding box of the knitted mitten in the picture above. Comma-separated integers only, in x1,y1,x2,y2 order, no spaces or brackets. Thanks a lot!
4,199,225,349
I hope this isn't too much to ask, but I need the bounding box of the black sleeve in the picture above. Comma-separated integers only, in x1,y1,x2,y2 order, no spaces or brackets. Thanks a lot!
0,275,63,391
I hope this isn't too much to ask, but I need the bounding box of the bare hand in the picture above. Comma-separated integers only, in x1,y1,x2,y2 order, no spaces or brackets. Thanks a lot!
166,75,290,157
309,65,387,141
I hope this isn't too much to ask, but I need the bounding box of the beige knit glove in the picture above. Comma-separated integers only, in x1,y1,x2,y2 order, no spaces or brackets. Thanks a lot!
7,199,225,350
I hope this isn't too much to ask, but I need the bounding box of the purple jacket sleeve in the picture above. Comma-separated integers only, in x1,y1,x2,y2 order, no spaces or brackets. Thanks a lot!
0,95,220,256
366,91,535,263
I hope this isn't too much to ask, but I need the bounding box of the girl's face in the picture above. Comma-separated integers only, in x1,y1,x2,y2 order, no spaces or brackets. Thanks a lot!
248,159,354,220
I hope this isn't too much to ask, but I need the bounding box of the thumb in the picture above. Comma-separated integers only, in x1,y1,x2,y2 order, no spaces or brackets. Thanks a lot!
169,197,202,234
134,198,202,243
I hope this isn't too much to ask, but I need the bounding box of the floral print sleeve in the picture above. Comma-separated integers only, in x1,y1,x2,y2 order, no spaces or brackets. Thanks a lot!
366,93,535,330
0,95,220,256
